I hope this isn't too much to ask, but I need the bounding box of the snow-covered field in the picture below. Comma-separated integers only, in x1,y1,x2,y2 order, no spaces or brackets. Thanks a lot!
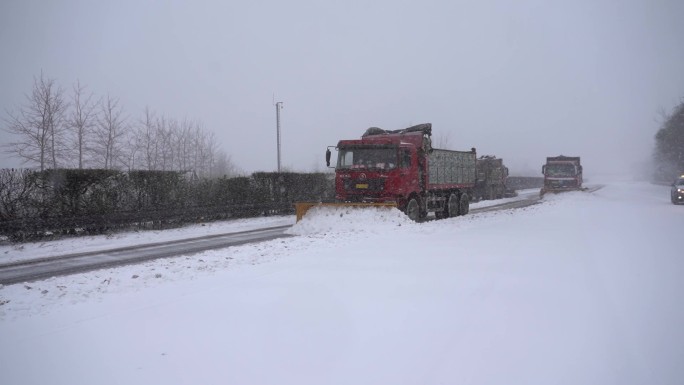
1,181,682,385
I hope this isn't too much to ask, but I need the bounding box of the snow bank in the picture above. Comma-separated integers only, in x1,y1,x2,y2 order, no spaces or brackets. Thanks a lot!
287,205,415,235
0,216,295,264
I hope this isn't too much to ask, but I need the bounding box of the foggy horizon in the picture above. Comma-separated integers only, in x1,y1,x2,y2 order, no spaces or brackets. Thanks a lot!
2,0,683,178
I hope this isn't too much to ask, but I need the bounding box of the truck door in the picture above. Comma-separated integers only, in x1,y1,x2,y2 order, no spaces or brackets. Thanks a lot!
418,154,425,191
398,147,419,193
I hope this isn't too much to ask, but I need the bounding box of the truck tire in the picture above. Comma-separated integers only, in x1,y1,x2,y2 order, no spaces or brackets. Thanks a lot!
406,198,420,221
447,193,459,218
458,193,469,216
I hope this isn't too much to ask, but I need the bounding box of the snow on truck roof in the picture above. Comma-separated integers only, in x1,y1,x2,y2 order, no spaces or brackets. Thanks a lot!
361,123,432,138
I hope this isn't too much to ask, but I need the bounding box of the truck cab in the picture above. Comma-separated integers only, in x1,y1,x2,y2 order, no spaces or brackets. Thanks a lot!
330,132,423,210
541,156,583,195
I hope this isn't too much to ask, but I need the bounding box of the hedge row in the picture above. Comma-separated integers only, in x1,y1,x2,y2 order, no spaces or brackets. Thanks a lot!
0,169,334,241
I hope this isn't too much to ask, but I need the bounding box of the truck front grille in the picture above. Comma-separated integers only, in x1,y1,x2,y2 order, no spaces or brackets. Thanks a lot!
546,179,578,189
343,178,385,192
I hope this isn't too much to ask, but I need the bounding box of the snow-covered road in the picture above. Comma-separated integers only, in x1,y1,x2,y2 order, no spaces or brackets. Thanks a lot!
1,181,682,385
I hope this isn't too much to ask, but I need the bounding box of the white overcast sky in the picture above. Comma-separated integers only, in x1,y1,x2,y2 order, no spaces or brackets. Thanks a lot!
1,0,683,176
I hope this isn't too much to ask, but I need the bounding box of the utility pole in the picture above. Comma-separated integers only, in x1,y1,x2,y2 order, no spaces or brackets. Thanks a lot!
275,101,284,172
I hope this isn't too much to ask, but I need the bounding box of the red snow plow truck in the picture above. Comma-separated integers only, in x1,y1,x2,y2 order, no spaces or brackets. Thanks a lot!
295,123,477,222
540,155,583,196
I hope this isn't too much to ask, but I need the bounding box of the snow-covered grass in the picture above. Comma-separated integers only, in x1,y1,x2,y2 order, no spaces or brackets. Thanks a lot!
0,188,539,264
0,216,295,264
1,182,682,385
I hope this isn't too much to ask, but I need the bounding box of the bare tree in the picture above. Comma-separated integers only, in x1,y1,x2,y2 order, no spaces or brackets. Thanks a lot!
204,129,238,178
211,147,239,178
129,108,236,176
119,127,143,171
174,118,193,172
2,73,68,170
66,80,98,169
3,72,236,177
191,121,210,177
133,106,159,170
156,115,173,171
93,95,127,169
44,76,68,169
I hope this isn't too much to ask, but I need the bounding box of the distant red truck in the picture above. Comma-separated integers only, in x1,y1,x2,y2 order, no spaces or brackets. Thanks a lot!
541,155,583,195
325,123,476,221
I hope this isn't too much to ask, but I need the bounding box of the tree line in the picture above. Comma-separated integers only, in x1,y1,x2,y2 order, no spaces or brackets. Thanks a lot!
2,72,236,178
654,99,684,182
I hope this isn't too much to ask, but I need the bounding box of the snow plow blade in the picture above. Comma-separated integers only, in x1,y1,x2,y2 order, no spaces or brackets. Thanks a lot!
540,187,589,196
294,202,398,222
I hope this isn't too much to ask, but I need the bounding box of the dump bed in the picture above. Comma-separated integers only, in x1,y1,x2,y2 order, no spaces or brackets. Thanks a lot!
427,149,477,188
546,156,580,164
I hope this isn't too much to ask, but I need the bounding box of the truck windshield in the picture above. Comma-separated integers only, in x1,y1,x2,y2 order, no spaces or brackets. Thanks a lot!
337,147,397,170
546,164,577,177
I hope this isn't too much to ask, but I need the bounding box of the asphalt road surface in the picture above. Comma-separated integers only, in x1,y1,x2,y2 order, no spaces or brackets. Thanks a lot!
0,225,292,285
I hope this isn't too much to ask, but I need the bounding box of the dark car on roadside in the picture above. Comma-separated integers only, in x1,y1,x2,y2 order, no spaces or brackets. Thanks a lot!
672,177,684,204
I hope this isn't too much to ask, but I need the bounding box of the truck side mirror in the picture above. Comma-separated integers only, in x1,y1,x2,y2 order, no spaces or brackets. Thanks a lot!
542,165,546,175
325,149,331,167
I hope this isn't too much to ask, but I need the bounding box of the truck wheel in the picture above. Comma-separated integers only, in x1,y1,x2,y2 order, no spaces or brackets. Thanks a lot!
458,193,469,216
406,198,420,221
447,193,459,217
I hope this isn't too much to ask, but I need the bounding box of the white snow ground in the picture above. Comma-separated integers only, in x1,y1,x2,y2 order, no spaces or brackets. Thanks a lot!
0,181,682,385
